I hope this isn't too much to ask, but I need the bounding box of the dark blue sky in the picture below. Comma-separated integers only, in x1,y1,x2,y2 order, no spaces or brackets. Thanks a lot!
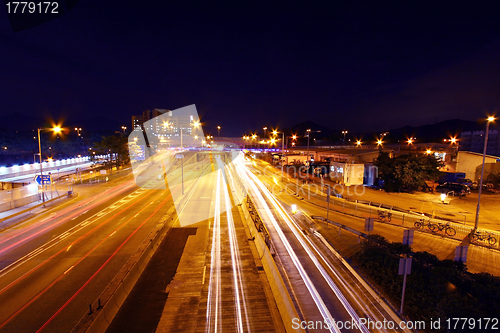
2,1,500,136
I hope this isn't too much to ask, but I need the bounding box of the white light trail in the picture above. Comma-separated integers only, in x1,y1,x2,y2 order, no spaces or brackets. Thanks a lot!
206,169,222,333
219,158,250,333
235,162,343,333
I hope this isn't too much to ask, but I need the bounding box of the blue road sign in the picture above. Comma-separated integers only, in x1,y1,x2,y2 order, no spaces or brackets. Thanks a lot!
34,174,52,185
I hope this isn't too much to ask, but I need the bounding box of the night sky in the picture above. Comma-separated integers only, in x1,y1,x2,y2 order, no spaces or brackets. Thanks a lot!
2,1,500,136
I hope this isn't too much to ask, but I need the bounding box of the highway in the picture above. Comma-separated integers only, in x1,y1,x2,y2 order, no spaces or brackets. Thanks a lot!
0,173,177,332
0,151,419,333
235,157,411,333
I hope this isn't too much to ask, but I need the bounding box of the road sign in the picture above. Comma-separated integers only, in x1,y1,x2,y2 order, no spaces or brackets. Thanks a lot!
34,174,52,185
364,217,374,232
454,245,468,263
398,257,412,275
403,229,414,245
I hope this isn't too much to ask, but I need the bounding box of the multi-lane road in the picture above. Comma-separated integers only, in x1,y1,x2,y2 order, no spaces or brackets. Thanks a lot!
235,157,411,333
0,174,176,332
0,152,418,333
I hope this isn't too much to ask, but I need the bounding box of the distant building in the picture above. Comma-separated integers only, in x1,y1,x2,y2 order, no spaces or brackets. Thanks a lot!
131,108,202,151
329,161,366,186
455,151,500,181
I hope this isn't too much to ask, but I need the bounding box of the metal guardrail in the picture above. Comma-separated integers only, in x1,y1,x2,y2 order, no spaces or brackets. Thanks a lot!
246,195,273,251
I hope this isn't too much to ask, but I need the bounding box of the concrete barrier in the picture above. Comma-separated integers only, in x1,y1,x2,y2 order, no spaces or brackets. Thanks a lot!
240,200,303,333
0,193,40,213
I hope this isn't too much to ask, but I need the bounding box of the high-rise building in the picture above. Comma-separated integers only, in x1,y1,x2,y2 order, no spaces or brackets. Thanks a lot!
131,108,202,150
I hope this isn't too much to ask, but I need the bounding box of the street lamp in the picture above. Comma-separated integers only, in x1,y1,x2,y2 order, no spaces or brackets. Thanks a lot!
75,127,84,153
37,125,62,202
306,129,321,179
121,126,127,133
356,140,362,147
474,116,496,230
263,127,268,139
272,130,286,178
217,125,221,137
342,130,348,142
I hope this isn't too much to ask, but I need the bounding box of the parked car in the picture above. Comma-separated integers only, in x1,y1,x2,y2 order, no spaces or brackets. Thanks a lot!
436,182,471,196
470,181,489,190
456,178,473,187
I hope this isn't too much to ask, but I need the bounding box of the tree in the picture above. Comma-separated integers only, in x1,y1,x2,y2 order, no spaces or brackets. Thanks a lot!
375,152,443,192
92,134,130,170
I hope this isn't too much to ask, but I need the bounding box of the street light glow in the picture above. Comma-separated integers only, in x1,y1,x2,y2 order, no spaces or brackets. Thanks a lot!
488,116,496,122
356,140,361,146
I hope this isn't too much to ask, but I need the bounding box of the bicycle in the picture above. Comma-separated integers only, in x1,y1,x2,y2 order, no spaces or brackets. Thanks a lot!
469,230,497,246
414,218,432,230
377,211,392,222
428,222,456,236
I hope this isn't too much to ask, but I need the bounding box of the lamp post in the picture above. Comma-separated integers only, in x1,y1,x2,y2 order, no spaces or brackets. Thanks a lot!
37,126,61,202
474,116,496,230
305,129,321,181
217,125,221,137
273,130,286,179
75,127,84,154
342,130,348,142
263,127,267,139
306,129,312,178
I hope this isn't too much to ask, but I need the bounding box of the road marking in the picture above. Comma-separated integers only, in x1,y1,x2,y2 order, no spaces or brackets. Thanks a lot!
109,231,117,237
63,266,74,275
0,187,153,278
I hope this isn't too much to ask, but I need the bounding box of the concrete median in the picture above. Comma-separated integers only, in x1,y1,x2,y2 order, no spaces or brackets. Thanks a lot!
241,199,303,333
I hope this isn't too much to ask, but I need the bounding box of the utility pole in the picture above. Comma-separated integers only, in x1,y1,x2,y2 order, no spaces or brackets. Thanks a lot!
475,116,495,230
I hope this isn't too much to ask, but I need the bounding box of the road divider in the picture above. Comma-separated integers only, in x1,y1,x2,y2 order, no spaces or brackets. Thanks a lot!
240,194,303,333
